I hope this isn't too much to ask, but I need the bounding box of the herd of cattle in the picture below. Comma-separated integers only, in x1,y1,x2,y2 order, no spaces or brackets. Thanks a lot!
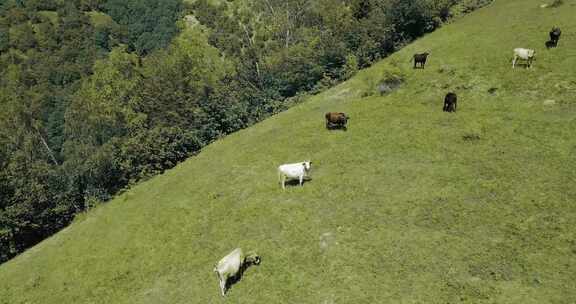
213,26,564,296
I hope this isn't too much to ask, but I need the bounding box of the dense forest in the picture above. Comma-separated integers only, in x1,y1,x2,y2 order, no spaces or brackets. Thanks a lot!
0,0,490,263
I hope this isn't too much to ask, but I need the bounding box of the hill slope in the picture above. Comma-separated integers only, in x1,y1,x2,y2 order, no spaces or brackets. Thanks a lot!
1,0,576,303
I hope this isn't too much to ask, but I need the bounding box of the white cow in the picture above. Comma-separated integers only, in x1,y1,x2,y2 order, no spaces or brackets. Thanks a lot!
214,248,261,296
512,48,536,68
278,161,312,189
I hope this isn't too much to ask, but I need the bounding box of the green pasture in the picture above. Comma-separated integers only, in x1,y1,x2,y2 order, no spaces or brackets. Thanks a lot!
1,0,575,303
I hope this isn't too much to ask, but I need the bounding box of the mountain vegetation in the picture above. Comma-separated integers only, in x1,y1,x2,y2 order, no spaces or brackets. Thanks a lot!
1,0,575,302
0,0,483,263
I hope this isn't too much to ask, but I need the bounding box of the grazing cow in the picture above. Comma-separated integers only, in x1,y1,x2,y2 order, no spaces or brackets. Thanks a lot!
549,27,562,45
325,112,349,130
214,248,261,296
443,92,457,113
278,161,312,189
512,48,536,68
412,52,430,69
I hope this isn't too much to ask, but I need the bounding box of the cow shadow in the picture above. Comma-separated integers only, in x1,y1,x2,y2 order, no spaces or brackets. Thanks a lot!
326,124,348,131
514,62,533,69
545,40,558,49
283,176,313,188
225,260,260,294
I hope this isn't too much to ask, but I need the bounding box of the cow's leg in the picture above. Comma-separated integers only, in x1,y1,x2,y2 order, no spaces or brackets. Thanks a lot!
281,175,286,190
279,172,284,189
512,56,516,68
217,273,226,296
299,175,304,186
278,171,283,188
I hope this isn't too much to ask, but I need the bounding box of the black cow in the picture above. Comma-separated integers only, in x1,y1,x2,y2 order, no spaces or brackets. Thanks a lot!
550,27,562,44
325,112,349,130
413,52,430,69
547,27,562,48
443,92,457,113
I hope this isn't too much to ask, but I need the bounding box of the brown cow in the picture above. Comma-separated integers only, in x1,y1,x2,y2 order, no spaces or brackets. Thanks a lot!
325,112,349,130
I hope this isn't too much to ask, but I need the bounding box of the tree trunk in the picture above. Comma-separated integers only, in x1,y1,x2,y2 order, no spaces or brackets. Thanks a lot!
37,131,59,166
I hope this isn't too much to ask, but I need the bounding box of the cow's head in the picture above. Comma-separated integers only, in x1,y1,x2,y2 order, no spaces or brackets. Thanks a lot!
302,161,312,171
246,252,261,266
336,113,348,121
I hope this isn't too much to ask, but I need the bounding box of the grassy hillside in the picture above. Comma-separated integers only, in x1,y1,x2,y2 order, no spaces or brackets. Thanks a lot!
1,0,575,302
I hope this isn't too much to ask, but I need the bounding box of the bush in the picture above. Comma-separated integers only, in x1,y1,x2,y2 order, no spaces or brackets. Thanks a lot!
377,66,406,96
341,54,359,80
378,74,405,96
549,0,564,7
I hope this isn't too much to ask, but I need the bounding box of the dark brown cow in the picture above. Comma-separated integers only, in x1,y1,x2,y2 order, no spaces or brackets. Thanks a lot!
547,27,561,48
443,92,457,113
325,112,349,130
412,52,430,69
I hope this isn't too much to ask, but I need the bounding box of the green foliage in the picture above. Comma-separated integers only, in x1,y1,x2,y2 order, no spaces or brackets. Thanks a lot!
0,25,8,52
8,22,36,50
103,0,182,55
118,127,202,182
34,21,58,51
385,0,437,39
342,54,359,80
21,0,58,11
0,0,103,262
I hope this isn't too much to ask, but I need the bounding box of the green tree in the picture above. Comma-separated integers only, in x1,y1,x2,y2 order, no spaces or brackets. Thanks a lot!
103,0,182,55
65,46,143,148
34,21,58,51
9,22,36,51
0,25,8,52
